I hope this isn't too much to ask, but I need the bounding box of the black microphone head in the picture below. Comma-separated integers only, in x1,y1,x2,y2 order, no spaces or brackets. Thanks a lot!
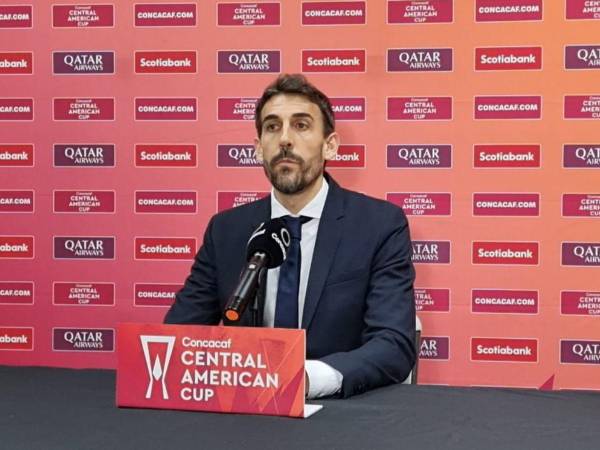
246,218,290,268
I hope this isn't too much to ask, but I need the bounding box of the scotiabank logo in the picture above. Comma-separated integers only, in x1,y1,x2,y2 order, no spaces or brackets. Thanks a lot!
135,98,197,120
387,144,452,168
388,48,452,72
561,291,600,316
328,145,365,168
0,144,33,167
473,242,539,265
561,340,600,364
415,288,450,312
475,0,542,22
53,51,114,75
302,1,366,25
218,50,280,73
566,0,600,20
54,237,115,260
135,51,196,74
217,98,258,121
0,98,33,121
475,96,541,119
53,328,114,352
302,49,365,73
134,3,196,27
471,338,537,362
53,282,115,306
563,144,600,168
562,242,600,266
562,194,600,217
54,144,115,167
388,0,453,24
135,237,196,260
217,191,269,212
218,2,280,26
388,97,452,120
472,289,538,314
0,327,33,351
0,282,34,305
134,283,180,307
135,191,197,214
53,190,115,213
53,98,114,121
412,240,450,264
135,144,197,167
0,52,33,74
217,145,260,168
52,4,114,27
474,144,540,168
419,337,449,360
0,5,32,28
0,190,34,213
473,193,539,216
330,97,366,120
565,46,600,69
0,236,34,259
564,95,600,119
388,192,451,216
475,46,542,70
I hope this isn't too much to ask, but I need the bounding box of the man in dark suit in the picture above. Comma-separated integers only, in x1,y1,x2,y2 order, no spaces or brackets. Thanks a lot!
165,74,416,398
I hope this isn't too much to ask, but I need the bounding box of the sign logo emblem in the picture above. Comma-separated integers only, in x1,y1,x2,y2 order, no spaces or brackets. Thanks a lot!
140,335,176,399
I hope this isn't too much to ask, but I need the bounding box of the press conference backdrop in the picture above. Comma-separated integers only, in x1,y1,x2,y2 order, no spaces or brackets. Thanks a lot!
0,1,599,390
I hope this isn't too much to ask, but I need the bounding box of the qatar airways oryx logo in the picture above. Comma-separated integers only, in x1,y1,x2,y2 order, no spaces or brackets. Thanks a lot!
0,5,32,28
561,291,600,316
54,144,115,167
473,242,538,265
217,191,269,212
135,237,196,260
135,98,197,121
0,327,33,351
387,145,452,168
53,282,115,306
562,194,600,217
388,97,452,120
388,48,452,72
473,193,539,216
217,145,260,168
135,3,196,27
135,284,180,307
566,0,600,20
475,96,541,119
54,237,115,260
135,191,197,214
0,52,33,74
474,144,541,168
388,1,453,24
419,337,449,360
0,144,33,167
472,289,538,314
218,98,258,121
328,145,365,168
412,241,450,264
218,50,280,73
475,0,542,22
0,236,33,259
0,190,34,213
565,46,600,69
563,144,600,168
388,193,451,216
0,99,33,121
218,2,280,26
562,242,600,266
53,51,114,74
564,95,600,119
561,340,600,364
475,46,542,70
471,338,537,362
0,282,34,305
302,49,365,72
52,4,114,27
415,288,450,312
54,190,115,213
330,97,366,121
53,98,114,121
135,51,196,74
53,328,114,352
302,1,366,25
140,335,176,399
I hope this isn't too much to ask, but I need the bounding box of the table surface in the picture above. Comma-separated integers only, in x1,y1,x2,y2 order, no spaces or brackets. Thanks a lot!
1,366,599,450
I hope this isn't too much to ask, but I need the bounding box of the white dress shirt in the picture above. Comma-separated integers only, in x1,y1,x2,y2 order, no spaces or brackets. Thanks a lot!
263,178,343,399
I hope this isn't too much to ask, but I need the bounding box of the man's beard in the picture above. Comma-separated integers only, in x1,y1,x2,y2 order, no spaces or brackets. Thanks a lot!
263,148,323,195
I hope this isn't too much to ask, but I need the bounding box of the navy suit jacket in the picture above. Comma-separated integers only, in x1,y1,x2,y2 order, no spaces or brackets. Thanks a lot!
164,174,416,398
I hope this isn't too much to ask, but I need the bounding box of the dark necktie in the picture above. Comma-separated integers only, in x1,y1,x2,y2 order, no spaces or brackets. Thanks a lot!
274,215,312,328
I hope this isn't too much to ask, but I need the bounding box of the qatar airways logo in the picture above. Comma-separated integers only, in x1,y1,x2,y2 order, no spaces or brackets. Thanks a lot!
330,97,366,121
562,242,600,266
0,236,33,259
564,95,600,119
135,3,196,27
0,98,33,121
217,145,260,168
52,4,114,28
475,0,542,22
135,51,196,74
302,49,365,72
561,340,600,364
472,289,538,314
387,145,452,168
0,144,33,167
565,46,600,69
473,242,539,265
473,193,539,216
561,291,600,316
563,144,600,168
302,1,366,25
0,52,33,74
54,190,115,214
414,288,450,312
475,96,541,119
328,145,365,168
471,338,537,362
388,48,452,72
135,283,180,307
474,144,541,168
388,193,451,216
0,282,34,305
388,97,452,120
217,98,258,121
562,194,600,217
566,0,600,20
54,237,115,260
0,327,33,351
53,51,114,74
388,1,453,24
218,2,280,26
135,237,196,260
135,191,197,214
53,98,115,121
53,282,115,306
412,241,450,264
53,328,114,352
475,46,542,70
0,190,34,213
0,5,32,28
54,144,114,167
218,50,280,73
135,98,197,121
217,191,269,212
419,337,449,360
135,144,197,167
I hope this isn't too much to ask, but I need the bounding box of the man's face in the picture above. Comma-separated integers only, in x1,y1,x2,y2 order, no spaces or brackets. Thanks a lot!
254,94,338,195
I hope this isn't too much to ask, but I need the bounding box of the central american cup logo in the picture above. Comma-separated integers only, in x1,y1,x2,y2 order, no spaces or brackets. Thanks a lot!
140,335,176,400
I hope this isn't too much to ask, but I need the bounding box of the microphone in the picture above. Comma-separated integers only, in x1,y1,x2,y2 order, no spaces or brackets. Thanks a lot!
223,218,290,322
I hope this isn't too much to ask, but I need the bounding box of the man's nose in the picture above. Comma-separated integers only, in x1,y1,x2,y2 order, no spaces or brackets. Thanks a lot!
279,124,293,148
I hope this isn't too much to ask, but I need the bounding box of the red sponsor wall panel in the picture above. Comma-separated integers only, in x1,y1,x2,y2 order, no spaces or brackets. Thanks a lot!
0,1,599,391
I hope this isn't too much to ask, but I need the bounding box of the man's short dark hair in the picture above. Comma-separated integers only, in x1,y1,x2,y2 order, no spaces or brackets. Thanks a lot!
255,74,335,138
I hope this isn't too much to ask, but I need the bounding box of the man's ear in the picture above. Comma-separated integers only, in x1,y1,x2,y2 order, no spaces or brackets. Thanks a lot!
254,137,263,163
323,132,340,161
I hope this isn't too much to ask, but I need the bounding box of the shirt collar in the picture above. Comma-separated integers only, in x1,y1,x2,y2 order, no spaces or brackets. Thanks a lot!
270,177,329,220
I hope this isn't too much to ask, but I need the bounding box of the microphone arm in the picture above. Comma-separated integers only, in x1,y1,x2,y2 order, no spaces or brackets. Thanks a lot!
223,252,268,322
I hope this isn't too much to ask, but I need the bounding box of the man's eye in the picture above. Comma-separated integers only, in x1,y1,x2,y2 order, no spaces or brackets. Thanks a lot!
265,123,278,131
296,122,309,130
